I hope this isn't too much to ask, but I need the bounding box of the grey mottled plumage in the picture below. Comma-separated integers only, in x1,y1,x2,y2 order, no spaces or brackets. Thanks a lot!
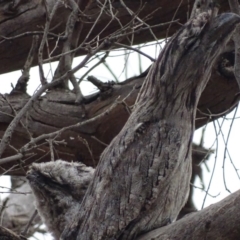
61,4,240,240
27,160,94,239
27,2,240,240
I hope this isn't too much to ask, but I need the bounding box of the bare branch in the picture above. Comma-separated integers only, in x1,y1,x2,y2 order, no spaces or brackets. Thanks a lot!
114,42,156,62
11,36,39,94
38,0,62,85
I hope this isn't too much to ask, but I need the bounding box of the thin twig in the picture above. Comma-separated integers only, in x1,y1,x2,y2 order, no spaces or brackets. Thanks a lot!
114,42,156,62
43,20,177,64
216,109,240,180
119,0,159,44
0,197,9,220
38,0,62,85
166,0,183,40
21,210,38,236
46,139,54,161
69,73,83,103
91,135,108,147
97,54,119,82
201,120,220,209
2,95,32,141
11,36,39,94
52,0,83,94
78,51,110,84
190,183,220,198
0,31,65,44
78,136,96,166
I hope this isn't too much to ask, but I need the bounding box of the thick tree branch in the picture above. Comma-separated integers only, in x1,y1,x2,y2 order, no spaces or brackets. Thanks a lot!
0,0,230,74
137,189,240,240
0,142,207,238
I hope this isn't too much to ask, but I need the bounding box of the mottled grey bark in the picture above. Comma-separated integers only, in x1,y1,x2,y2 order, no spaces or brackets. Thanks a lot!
58,8,240,240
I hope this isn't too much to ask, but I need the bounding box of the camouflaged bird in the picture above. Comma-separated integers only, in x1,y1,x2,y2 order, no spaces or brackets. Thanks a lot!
60,3,240,240
28,1,240,240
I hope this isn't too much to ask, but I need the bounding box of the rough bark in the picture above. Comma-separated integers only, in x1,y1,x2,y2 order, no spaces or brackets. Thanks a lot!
2,189,240,239
0,143,207,239
25,158,240,240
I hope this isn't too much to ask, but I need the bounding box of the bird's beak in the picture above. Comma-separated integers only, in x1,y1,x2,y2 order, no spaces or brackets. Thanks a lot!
207,13,240,44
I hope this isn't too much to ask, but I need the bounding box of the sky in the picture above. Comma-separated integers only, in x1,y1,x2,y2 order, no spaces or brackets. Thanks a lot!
0,41,240,239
